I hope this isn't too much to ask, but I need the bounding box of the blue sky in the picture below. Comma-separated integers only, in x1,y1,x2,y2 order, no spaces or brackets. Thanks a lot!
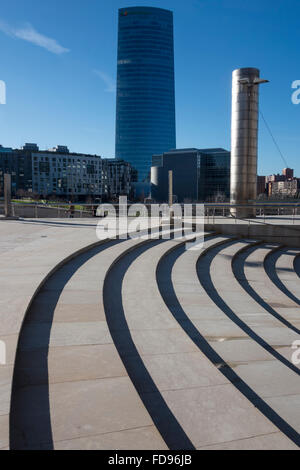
0,0,299,176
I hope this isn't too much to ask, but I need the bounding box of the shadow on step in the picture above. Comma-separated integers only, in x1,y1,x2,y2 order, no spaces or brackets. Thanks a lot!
264,249,300,306
103,239,195,451
232,245,300,334
198,242,300,376
10,239,120,450
156,243,300,448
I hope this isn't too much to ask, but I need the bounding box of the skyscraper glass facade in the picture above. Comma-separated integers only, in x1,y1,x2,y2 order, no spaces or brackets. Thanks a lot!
115,6,176,185
198,148,231,201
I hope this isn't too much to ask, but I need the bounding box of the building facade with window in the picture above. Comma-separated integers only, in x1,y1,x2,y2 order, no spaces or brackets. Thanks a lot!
268,179,300,198
0,145,33,196
0,144,135,199
151,148,230,203
31,149,104,198
102,158,136,198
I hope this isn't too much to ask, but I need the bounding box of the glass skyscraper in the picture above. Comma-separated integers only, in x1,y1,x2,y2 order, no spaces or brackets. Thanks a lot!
115,6,176,189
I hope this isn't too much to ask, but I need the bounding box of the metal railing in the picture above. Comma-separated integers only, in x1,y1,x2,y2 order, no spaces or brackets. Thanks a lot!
0,201,299,225
203,202,300,225
0,202,96,219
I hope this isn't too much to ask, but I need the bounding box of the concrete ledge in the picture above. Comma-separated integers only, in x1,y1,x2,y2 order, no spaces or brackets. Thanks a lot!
0,216,19,221
205,222,300,247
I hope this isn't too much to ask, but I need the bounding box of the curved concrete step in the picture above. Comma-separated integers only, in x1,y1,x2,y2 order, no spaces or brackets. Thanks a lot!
7,222,300,450
208,240,300,371
264,248,300,305
107,234,297,449
196,240,300,443
103,232,213,450
158,238,299,449
10,236,171,450
0,219,118,450
233,243,300,333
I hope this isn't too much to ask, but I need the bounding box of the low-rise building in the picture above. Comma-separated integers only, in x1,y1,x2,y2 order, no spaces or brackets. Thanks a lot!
265,167,299,198
268,178,300,198
31,148,104,198
266,168,295,184
282,168,294,179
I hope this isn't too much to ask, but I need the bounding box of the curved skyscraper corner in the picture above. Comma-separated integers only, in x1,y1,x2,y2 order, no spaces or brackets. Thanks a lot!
115,6,176,193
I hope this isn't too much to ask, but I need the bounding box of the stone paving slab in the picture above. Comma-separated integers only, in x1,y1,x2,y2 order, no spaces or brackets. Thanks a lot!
158,383,276,448
198,432,298,450
16,344,127,386
29,301,105,323
0,415,9,448
49,426,168,450
13,376,155,448
19,321,112,350
0,366,13,416
211,338,273,363
264,394,300,431
234,360,300,398
129,351,228,392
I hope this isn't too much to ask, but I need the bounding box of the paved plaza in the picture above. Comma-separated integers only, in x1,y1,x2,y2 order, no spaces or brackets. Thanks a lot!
0,218,299,449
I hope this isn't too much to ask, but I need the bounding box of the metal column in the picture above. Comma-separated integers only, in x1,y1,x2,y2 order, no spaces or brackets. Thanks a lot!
230,68,268,218
168,170,173,207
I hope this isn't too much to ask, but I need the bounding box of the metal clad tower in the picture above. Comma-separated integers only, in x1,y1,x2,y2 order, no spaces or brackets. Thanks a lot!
230,67,268,218
115,7,176,193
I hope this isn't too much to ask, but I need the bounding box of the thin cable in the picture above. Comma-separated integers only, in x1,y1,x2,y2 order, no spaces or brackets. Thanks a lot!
260,110,289,168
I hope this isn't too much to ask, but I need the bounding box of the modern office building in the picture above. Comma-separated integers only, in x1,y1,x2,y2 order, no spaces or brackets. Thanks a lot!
115,6,176,190
151,148,230,203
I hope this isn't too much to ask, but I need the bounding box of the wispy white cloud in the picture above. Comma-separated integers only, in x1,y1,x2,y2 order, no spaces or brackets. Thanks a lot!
0,20,69,54
94,70,116,93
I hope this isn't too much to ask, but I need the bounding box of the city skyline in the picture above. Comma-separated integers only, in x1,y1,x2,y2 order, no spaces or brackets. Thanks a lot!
0,0,299,176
